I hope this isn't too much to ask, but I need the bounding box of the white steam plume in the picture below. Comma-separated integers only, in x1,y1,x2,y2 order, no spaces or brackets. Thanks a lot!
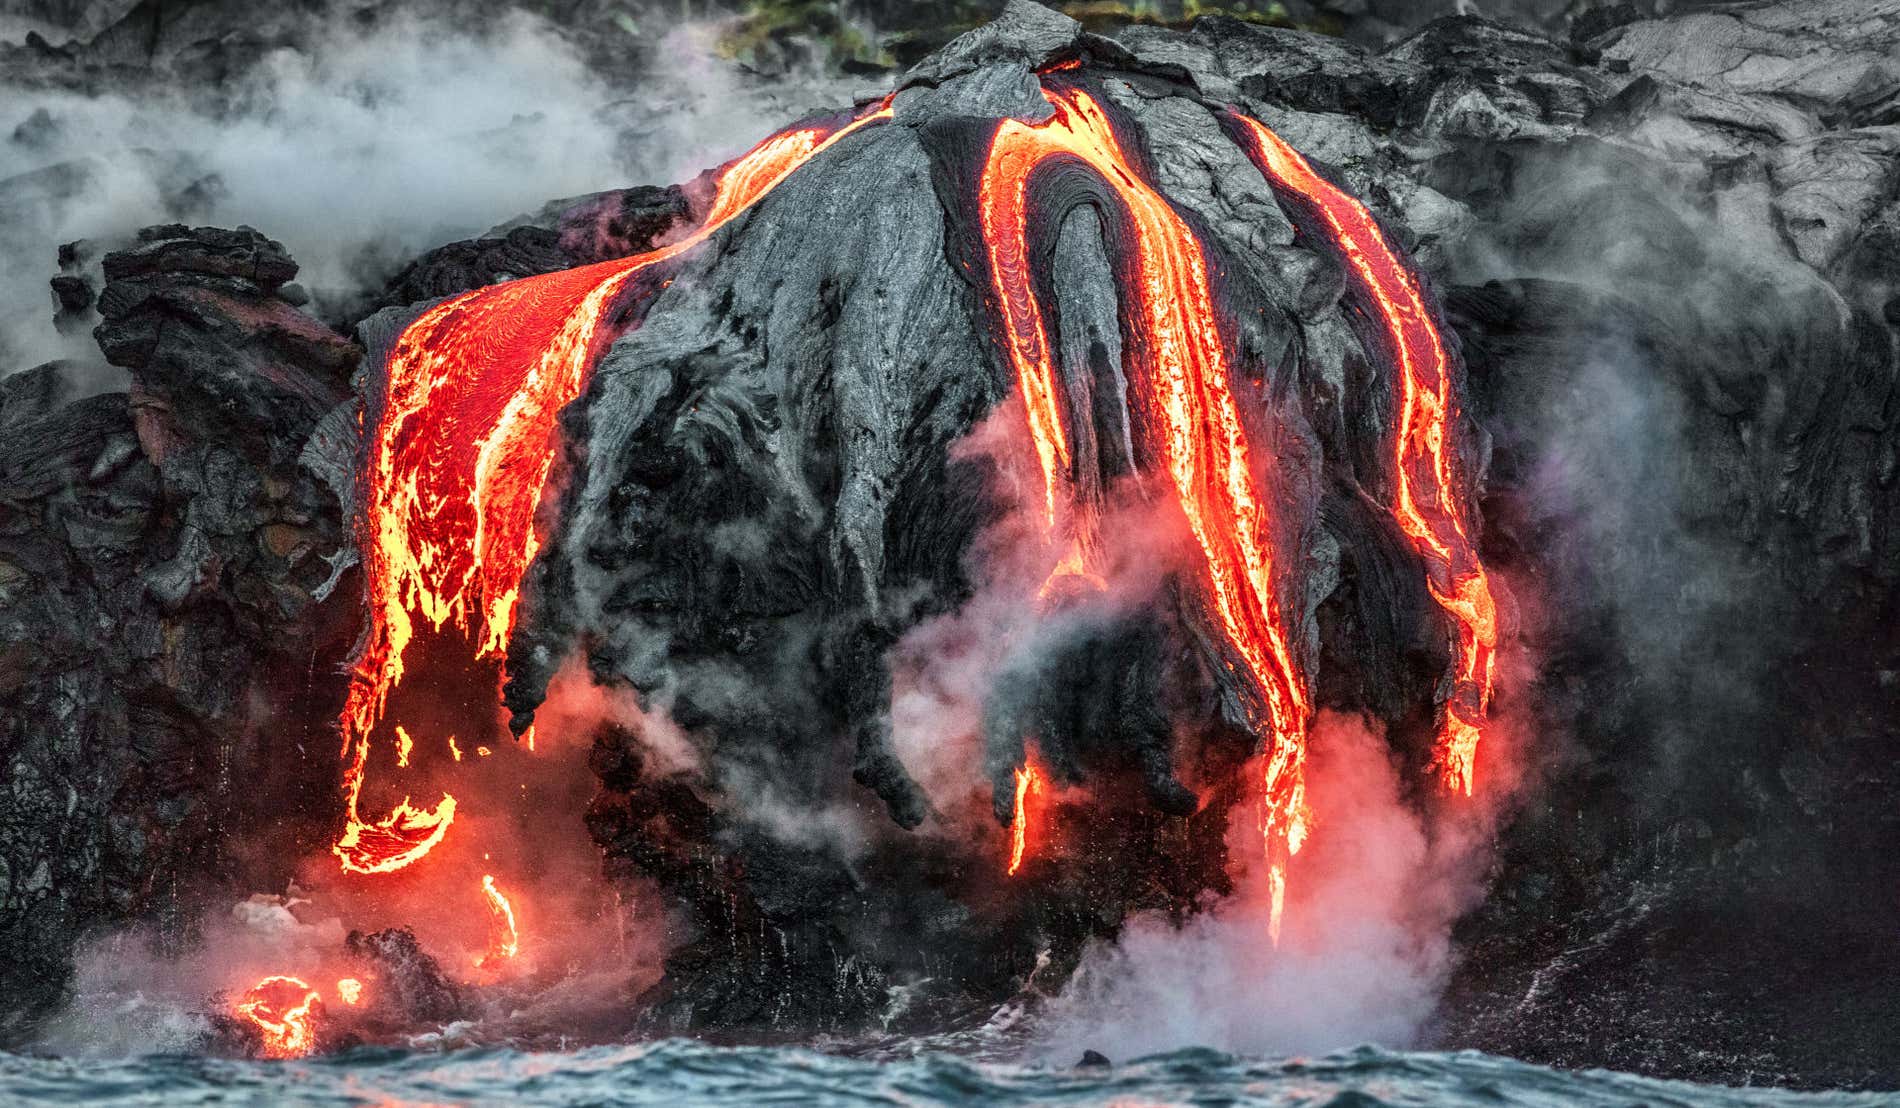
1033,710,1493,1060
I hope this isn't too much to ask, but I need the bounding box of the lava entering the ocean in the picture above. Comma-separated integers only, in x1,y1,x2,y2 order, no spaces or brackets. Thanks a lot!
968,77,1492,939
1229,114,1497,796
241,98,897,1061
252,60,1489,1050
235,976,322,1059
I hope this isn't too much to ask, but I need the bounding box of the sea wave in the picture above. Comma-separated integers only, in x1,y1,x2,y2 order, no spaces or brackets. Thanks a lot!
1,1042,1888,1107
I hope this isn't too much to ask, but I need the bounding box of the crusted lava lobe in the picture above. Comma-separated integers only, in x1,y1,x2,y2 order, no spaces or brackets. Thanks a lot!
508,0,1900,1081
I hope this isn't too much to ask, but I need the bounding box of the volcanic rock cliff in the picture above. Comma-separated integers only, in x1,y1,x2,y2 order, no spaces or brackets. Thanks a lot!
4,0,1900,1088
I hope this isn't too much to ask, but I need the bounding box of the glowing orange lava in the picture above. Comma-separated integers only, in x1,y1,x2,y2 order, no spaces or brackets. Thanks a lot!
335,978,364,1006
235,975,322,1059
1036,539,1107,605
1007,762,1043,876
333,100,896,874
979,87,1310,928
479,874,520,968
1231,115,1498,795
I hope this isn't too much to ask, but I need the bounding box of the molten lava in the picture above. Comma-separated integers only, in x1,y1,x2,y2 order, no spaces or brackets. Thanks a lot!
1231,115,1498,795
479,874,520,968
333,100,895,875
1007,762,1044,876
235,976,322,1059
978,85,1311,926
248,64,1492,1043
1036,540,1107,605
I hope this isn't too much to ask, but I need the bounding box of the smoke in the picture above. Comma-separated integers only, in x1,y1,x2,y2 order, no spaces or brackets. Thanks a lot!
0,6,857,377
1033,711,1492,1060
887,405,1045,825
887,398,1187,834
0,8,624,371
629,20,860,190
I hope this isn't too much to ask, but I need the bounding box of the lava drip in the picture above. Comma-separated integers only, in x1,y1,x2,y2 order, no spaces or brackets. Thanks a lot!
1230,114,1498,795
332,100,895,876
977,84,1311,935
479,874,520,969
1007,761,1043,876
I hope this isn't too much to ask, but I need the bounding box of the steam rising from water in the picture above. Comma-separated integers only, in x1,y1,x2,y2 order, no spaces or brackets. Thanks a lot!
1034,712,1494,1059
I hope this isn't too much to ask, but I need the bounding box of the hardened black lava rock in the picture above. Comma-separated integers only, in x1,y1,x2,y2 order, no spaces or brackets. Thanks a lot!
344,926,466,1025
348,185,695,325
500,0,1900,1083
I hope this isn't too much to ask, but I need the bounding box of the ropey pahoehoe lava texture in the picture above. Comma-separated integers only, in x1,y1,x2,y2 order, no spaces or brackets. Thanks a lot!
5,0,1900,1088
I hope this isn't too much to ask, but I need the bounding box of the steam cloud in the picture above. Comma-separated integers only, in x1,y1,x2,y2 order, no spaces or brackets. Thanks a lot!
1445,139,1829,822
1033,712,1492,1059
0,8,854,377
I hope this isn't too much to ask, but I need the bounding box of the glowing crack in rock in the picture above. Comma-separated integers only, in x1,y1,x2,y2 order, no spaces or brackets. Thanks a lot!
479,874,520,968
1007,761,1044,876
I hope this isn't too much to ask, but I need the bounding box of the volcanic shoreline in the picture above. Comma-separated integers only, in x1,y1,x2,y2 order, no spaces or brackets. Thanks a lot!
4,0,1900,1088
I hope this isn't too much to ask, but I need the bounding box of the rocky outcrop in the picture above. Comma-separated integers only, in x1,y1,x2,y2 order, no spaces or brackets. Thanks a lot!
0,225,359,1039
348,185,694,323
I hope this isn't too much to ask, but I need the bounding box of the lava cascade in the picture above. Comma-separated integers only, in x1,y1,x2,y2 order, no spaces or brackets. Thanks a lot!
233,100,894,1060
479,874,520,968
232,62,1492,1054
332,100,894,877
977,84,1312,932
1230,115,1498,794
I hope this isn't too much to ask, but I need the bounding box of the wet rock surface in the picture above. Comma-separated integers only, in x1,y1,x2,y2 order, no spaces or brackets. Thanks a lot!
3,0,1899,1089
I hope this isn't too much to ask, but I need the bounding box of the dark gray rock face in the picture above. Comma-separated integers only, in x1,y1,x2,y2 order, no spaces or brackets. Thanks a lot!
0,225,358,1039
1166,0,1900,1085
347,185,694,324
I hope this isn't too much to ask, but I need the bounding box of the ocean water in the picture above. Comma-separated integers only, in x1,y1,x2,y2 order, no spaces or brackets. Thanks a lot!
0,1043,1886,1107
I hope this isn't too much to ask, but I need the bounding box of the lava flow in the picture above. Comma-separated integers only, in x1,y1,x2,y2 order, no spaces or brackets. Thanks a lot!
1007,761,1044,876
978,84,1312,929
333,99,895,876
235,976,322,1059
1231,114,1498,794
